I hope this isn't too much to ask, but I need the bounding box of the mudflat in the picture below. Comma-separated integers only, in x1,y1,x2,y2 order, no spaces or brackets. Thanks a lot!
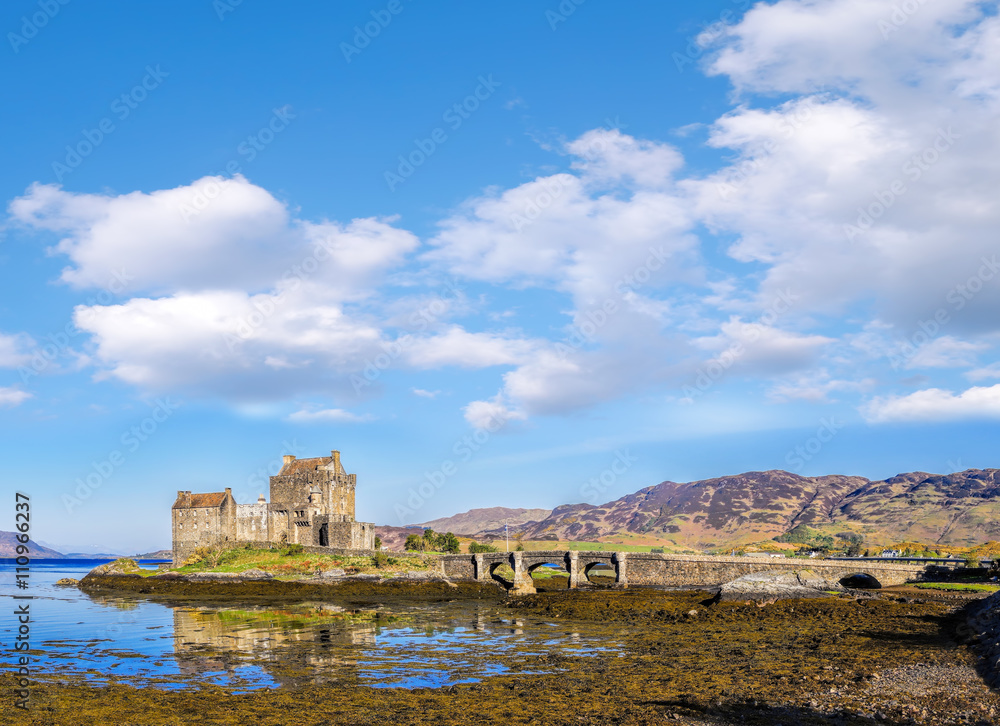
6,588,997,726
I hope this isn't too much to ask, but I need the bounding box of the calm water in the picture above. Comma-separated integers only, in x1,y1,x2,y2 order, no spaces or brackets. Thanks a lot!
0,559,621,691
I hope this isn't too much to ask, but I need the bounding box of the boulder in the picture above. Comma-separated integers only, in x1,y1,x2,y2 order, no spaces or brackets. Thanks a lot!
86,558,144,577
54,578,79,586
719,569,841,601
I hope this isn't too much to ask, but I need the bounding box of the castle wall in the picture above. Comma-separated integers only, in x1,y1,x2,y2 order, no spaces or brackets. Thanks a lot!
236,503,269,543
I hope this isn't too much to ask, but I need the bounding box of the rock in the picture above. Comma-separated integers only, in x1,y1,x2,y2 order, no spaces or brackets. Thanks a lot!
319,568,347,578
86,558,144,577
54,578,78,586
240,568,272,580
719,569,840,601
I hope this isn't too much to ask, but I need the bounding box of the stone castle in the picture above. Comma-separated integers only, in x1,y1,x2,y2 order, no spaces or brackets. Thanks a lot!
171,449,375,565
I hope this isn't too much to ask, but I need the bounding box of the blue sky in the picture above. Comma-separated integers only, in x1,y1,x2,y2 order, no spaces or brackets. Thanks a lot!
2,0,1000,553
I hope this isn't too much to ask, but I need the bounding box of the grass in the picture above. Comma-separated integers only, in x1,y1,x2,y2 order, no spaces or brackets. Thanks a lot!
169,546,437,577
913,582,1000,593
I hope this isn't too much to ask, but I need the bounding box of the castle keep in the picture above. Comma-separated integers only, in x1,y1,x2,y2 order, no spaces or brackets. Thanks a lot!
171,450,375,565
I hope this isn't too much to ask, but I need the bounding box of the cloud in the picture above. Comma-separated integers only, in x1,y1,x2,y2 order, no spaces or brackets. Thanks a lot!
0,332,34,368
862,384,1000,423
0,387,32,407
906,336,989,369
8,178,418,298
463,394,525,430
286,407,374,423
411,388,441,398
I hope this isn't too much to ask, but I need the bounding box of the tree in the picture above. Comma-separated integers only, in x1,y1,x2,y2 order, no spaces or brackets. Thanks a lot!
469,541,498,553
440,532,461,554
422,528,436,551
374,536,382,550
404,534,423,552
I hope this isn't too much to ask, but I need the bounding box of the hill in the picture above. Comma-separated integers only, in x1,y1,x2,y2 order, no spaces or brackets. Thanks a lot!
0,531,65,558
417,507,552,535
469,469,1000,550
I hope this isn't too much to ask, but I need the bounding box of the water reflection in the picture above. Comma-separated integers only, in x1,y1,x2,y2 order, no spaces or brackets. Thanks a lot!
1,560,621,691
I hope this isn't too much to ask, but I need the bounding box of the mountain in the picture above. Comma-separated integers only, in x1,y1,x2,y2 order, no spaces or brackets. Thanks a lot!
469,469,1000,550
418,507,552,535
0,532,66,558
132,549,172,559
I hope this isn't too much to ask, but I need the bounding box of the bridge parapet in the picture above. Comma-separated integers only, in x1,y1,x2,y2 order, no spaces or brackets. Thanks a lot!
439,551,958,592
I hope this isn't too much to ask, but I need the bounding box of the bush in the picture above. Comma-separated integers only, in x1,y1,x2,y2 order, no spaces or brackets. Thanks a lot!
282,543,304,556
468,541,498,553
374,535,382,550
372,551,389,569
965,556,981,569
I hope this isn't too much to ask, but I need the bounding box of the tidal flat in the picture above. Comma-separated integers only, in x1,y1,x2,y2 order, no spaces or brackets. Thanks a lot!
6,578,1000,726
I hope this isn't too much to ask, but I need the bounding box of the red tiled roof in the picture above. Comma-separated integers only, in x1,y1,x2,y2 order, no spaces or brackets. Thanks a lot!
279,456,333,475
173,492,228,509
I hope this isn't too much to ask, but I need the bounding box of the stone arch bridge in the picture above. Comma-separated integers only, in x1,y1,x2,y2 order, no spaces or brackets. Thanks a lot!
439,551,964,595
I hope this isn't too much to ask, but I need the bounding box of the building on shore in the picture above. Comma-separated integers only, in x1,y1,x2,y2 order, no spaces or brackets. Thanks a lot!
171,450,375,565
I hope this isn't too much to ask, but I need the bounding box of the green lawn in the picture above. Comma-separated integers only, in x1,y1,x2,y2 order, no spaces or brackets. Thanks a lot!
161,547,436,577
914,582,1000,593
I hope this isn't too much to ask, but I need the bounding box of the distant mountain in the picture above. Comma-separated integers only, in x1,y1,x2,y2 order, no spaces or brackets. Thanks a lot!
418,507,552,535
132,549,172,559
0,532,66,558
468,469,1000,550
374,525,426,552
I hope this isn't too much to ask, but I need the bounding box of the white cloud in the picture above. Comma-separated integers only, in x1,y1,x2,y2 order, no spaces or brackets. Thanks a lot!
0,332,34,368
426,130,698,306
286,407,374,423
8,178,418,298
0,387,32,407
404,327,537,369
862,384,1000,423
967,362,1000,382
411,388,440,398
906,336,989,369
462,394,525,430
693,317,833,376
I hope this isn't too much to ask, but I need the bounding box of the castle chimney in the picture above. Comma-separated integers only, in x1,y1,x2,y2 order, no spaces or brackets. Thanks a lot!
332,450,341,473
283,454,296,465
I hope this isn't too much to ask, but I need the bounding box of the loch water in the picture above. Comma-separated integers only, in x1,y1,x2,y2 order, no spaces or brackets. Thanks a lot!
0,559,622,692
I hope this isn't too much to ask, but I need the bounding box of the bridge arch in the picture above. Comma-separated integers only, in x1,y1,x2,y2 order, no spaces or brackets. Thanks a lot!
839,572,883,589
581,561,616,586
488,561,515,588
526,561,570,590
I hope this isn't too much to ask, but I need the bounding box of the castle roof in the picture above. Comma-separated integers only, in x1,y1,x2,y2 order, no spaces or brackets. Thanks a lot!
172,492,228,509
279,456,334,475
